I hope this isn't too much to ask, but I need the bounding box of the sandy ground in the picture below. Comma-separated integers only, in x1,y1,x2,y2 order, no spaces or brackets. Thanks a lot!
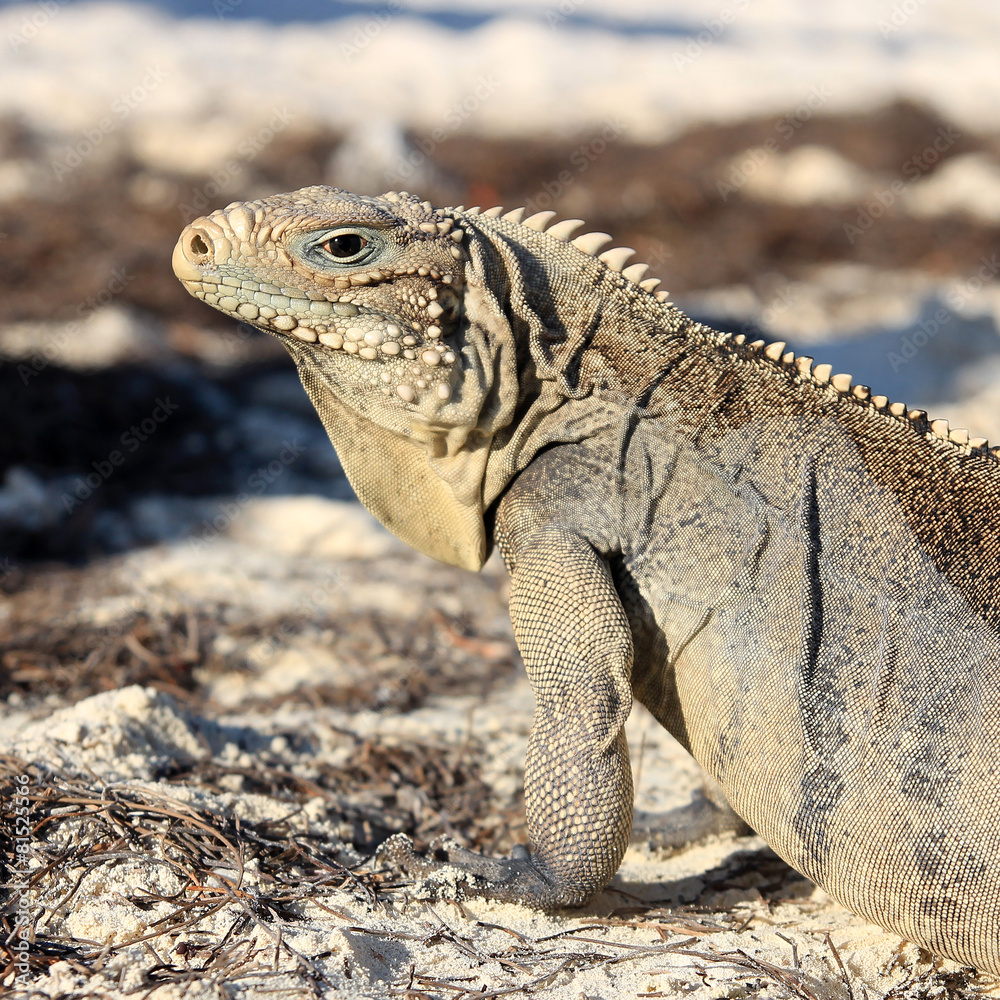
1,499,989,998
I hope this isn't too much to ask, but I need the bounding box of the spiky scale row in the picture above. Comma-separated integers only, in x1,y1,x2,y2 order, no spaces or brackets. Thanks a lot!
448,197,993,464
546,219,584,241
622,263,649,283
718,328,993,460
465,204,658,296
523,211,556,231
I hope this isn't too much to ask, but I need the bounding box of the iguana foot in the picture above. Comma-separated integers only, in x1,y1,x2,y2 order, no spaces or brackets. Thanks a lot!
376,834,582,909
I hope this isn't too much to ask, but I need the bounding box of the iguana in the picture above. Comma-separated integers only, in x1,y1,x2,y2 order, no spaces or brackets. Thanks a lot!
173,186,1000,973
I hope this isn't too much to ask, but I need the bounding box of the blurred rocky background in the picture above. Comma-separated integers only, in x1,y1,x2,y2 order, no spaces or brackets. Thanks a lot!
2,0,1000,564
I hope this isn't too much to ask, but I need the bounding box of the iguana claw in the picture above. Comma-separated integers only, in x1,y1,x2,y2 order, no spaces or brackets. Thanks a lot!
376,833,566,909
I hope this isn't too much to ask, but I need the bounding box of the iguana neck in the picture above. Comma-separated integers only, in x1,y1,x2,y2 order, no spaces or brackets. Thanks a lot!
456,212,693,398
455,213,698,509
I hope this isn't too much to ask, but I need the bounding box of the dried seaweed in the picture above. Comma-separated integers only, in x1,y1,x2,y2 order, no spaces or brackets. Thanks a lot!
0,755,381,992
0,564,517,713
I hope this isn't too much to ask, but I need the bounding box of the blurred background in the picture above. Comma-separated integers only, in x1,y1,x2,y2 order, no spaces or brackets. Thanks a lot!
1,0,999,701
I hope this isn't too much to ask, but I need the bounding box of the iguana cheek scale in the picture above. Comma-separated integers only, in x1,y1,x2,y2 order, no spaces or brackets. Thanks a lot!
174,186,1000,973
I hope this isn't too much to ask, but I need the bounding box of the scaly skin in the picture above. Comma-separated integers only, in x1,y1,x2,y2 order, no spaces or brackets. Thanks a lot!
174,187,1000,971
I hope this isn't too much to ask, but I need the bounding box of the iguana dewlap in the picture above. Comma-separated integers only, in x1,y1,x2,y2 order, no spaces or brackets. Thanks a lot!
173,187,1000,973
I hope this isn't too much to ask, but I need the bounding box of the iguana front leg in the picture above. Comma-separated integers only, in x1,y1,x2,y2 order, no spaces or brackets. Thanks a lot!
380,526,634,909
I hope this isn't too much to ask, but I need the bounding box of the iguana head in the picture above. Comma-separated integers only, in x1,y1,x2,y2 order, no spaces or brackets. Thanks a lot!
172,186,670,568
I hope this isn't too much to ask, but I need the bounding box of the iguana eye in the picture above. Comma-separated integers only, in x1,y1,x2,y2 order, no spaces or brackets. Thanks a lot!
321,233,368,259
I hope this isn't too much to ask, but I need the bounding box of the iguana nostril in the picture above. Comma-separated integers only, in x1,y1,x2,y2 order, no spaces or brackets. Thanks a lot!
189,232,210,256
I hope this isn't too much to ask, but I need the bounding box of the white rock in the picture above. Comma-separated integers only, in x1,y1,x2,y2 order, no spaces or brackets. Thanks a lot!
904,152,1000,223
735,144,872,207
